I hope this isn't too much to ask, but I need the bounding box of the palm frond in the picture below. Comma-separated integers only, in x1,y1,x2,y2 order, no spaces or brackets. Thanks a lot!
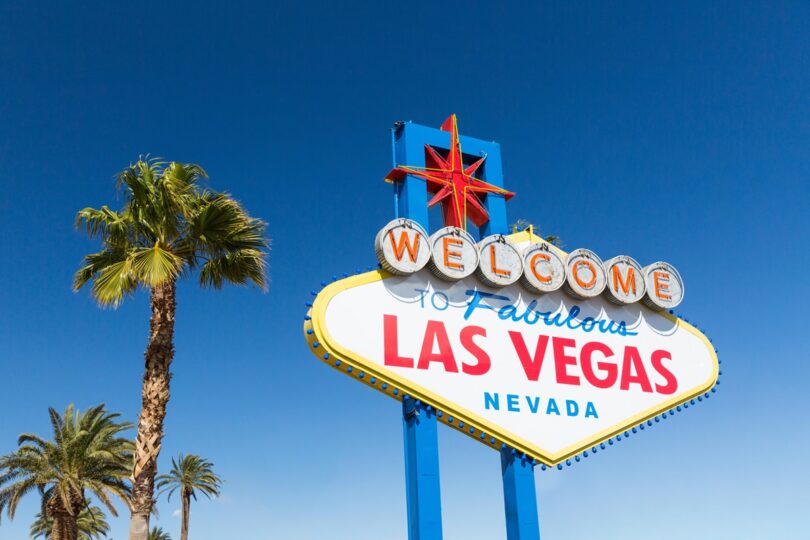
199,248,267,290
76,157,269,299
130,245,183,287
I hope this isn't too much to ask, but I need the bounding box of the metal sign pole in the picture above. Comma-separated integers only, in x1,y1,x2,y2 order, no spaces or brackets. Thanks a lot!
501,449,541,539
403,398,443,540
393,123,443,540
391,118,538,540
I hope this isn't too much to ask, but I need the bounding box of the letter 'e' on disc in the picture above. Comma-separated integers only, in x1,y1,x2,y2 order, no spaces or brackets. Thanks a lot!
428,226,478,281
602,255,646,304
564,248,607,299
375,219,431,275
641,261,684,310
476,235,523,287
520,243,566,293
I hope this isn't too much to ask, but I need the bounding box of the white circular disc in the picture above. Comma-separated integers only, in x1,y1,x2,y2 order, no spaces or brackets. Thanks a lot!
602,255,646,304
564,248,606,299
520,243,566,293
642,261,684,310
427,227,478,281
374,219,431,275
476,235,523,287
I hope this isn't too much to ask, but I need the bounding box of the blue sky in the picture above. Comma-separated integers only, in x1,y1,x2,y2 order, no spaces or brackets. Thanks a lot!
1,1,808,539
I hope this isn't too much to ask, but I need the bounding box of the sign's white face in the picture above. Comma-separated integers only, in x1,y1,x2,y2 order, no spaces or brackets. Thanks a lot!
306,234,717,464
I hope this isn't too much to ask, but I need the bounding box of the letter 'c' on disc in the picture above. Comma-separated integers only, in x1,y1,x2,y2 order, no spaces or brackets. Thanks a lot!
602,255,646,304
564,248,607,299
641,261,684,310
520,243,566,293
428,226,478,281
374,219,431,275
476,235,523,287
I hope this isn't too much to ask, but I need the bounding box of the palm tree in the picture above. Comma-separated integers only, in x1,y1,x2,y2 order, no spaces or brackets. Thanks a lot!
156,455,221,540
30,504,109,539
0,405,132,540
147,527,171,540
73,158,269,540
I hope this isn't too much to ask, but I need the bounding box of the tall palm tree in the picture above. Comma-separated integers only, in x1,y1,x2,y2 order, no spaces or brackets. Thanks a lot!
0,405,133,540
73,158,269,540
30,504,109,539
147,527,171,540
156,455,221,540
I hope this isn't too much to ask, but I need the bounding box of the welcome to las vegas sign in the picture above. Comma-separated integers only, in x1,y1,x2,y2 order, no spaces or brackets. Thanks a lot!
303,118,718,466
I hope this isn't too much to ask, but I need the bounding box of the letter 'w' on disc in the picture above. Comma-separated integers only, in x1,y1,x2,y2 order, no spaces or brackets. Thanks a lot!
428,226,478,281
476,235,523,287
520,243,566,294
564,248,607,299
641,261,684,310
602,255,646,304
375,219,431,275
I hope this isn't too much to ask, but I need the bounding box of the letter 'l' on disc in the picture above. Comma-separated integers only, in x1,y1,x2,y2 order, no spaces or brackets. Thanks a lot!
375,218,431,275
428,226,478,281
476,235,523,287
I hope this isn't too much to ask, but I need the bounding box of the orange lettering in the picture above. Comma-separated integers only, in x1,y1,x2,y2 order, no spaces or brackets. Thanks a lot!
489,244,511,277
387,230,421,262
573,260,597,289
653,271,671,300
612,265,636,295
529,253,552,283
442,237,464,270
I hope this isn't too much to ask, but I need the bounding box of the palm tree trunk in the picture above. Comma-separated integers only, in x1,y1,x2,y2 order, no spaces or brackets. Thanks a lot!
47,494,81,540
50,512,79,540
181,489,190,540
128,280,177,540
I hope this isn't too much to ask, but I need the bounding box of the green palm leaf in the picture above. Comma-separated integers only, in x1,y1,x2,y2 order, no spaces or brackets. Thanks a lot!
0,404,133,530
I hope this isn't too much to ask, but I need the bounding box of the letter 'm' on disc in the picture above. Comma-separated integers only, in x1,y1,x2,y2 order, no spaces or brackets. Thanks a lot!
428,226,478,281
521,243,566,293
603,255,646,304
375,218,431,275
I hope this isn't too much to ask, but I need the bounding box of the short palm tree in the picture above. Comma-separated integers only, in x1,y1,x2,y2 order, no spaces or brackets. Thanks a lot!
0,405,132,540
156,455,221,540
148,526,171,540
73,158,268,540
30,504,109,539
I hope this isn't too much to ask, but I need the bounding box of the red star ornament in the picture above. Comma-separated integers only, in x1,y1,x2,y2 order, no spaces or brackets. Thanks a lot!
386,115,515,229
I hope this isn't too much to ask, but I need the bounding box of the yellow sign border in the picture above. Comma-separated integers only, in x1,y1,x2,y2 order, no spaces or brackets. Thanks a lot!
304,233,719,466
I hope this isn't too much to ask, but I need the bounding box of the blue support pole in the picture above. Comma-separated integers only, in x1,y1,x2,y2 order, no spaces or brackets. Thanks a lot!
501,449,541,540
393,122,442,539
477,144,508,236
403,399,443,540
392,122,429,227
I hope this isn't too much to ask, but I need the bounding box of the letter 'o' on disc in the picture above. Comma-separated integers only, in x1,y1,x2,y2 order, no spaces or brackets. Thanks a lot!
641,261,684,310
428,226,479,281
375,218,431,275
564,248,607,299
602,255,646,304
476,235,523,287
520,243,566,294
